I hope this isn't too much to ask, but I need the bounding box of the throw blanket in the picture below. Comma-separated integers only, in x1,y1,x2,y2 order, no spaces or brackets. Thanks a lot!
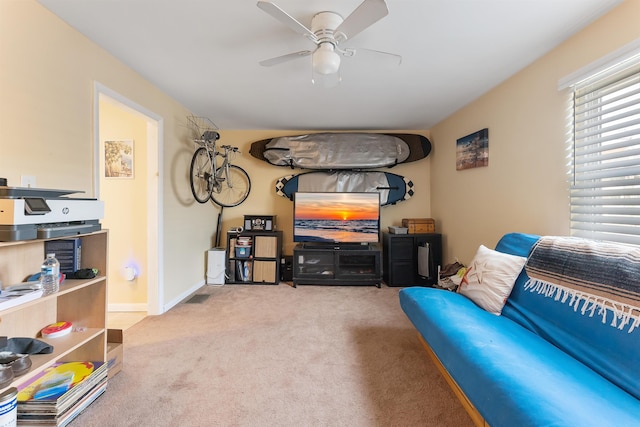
524,236,640,333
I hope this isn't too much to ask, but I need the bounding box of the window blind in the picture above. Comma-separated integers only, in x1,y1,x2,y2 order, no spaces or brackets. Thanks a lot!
570,55,640,245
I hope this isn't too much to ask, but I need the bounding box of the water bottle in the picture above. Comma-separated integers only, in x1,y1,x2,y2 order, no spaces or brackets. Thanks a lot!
243,262,250,282
40,253,60,295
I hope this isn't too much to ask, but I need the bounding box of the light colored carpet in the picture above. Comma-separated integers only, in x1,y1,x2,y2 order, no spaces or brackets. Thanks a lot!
74,284,473,427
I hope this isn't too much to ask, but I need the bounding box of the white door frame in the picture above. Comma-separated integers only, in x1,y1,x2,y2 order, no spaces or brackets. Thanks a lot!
93,82,164,315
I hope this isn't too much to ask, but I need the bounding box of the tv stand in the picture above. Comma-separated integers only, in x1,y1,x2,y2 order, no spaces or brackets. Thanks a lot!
299,242,371,251
293,243,381,287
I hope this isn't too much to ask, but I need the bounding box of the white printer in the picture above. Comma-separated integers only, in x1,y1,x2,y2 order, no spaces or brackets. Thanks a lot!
0,186,104,241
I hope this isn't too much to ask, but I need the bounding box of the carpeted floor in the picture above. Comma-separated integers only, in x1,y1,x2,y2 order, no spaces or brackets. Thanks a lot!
73,283,473,427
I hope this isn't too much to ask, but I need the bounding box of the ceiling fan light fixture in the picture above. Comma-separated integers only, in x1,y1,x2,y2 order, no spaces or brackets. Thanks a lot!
312,43,341,75
258,1,398,85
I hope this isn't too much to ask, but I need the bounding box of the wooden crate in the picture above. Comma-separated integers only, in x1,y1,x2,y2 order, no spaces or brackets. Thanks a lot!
401,218,435,233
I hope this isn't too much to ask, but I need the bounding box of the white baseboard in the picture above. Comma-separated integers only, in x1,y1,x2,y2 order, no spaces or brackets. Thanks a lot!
108,280,207,314
162,280,206,313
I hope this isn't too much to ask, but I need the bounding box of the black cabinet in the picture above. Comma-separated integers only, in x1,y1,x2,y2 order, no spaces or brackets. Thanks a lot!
293,244,381,287
226,231,282,284
382,232,442,287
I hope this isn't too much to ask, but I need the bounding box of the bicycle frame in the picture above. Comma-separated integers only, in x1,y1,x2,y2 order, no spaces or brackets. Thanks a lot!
212,145,236,191
189,132,251,207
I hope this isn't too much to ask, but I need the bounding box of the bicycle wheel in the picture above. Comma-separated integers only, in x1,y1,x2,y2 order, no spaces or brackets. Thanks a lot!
189,147,213,203
211,165,251,207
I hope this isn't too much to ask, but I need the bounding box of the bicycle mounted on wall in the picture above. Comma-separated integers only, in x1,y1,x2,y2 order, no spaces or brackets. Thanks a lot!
187,115,251,207
188,116,251,247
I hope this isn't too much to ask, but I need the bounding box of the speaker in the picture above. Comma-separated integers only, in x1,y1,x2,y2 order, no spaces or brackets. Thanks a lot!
244,215,276,231
280,255,293,281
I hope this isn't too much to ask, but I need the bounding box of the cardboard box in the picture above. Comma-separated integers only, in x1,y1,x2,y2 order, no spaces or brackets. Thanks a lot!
107,329,123,378
401,218,435,234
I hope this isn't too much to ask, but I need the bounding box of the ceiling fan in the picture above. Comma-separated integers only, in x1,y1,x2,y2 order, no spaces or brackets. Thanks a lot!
257,0,401,87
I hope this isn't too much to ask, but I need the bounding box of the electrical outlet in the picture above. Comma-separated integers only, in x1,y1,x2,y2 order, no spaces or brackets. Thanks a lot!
21,175,36,188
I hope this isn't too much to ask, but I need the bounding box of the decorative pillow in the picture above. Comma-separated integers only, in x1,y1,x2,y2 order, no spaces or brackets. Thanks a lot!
457,245,527,315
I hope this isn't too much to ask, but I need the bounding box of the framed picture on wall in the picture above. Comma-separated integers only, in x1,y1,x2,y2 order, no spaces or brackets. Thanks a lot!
104,139,134,178
456,128,488,171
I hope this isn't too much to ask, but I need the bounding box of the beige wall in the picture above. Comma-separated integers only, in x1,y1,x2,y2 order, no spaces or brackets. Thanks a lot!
0,1,204,311
3,0,636,304
99,101,148,308
216,130,432,255
0,1,432,311
430,0,640,264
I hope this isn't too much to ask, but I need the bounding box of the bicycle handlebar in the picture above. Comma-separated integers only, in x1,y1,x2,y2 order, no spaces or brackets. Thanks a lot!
220,145,240,152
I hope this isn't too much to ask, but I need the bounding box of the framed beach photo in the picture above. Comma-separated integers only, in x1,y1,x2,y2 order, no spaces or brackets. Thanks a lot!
104,140,134,178
456,128,488,171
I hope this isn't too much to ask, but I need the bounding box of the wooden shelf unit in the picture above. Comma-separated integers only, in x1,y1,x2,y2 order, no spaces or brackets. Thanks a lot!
225,230,283,285
0,230,108,391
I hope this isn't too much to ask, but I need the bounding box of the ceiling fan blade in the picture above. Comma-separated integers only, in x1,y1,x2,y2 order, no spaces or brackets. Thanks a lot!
348,47,402,66
257,1,318,42
334,0,389,43
259,50,313,67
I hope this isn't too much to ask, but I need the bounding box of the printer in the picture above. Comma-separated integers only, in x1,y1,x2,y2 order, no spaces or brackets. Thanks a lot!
0,186,104,241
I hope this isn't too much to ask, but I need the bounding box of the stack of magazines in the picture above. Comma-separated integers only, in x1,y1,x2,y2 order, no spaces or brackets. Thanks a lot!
16,361,107,427
0,283,43,311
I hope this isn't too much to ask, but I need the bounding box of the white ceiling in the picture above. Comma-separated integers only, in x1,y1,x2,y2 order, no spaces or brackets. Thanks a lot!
38,0,622,130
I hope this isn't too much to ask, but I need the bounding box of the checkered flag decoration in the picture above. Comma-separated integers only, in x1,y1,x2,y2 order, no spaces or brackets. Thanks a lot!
404,178,414,200
383,177,414,205
275,175,295,200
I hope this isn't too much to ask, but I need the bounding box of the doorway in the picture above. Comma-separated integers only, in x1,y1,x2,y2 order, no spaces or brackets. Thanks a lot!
94,83,163,324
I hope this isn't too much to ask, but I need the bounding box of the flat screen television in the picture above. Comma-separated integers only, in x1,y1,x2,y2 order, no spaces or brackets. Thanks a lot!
293,192,380,244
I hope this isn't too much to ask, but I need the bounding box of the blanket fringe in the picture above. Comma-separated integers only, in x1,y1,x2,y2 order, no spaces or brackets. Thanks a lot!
524,278,640,333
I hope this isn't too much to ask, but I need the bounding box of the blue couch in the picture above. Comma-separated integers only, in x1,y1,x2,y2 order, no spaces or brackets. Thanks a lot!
399,233,640,426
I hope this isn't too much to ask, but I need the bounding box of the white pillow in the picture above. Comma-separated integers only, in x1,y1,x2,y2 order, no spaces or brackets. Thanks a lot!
457,245,527,315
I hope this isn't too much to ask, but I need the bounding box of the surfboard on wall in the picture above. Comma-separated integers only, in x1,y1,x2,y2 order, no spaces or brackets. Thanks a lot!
276,171,414,206
250,133,431,170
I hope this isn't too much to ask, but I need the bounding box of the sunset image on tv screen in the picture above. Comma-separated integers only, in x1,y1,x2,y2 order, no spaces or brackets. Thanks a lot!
294,192,380,243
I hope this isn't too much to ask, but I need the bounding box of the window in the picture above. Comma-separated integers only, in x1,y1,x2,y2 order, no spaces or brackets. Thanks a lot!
568,52,640,245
